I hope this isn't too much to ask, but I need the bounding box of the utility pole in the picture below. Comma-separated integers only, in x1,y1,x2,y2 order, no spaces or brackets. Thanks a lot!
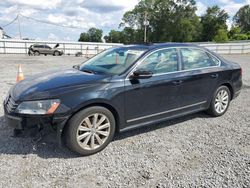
143,11,149,43
17,14,22,39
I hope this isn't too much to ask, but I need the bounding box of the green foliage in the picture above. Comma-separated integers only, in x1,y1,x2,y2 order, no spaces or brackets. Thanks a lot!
80,1,250,43
104,27,144,44
228,26,241,39
79,28,103,42
104,30,123,43
120,0,200,43
78,33,89,42
200,6,229,42
233,5,250,33
232,33,248,40
213,29,229,42
228,26,249,40
247,31,250,39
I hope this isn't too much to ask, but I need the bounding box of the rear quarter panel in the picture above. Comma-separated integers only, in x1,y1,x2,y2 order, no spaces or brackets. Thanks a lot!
217,60,242,98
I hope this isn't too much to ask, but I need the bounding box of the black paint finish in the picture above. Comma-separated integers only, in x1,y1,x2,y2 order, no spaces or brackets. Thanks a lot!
4,43,242,139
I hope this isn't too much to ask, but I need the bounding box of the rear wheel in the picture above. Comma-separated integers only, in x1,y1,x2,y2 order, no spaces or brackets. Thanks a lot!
207,86,231,117
64,106,115,156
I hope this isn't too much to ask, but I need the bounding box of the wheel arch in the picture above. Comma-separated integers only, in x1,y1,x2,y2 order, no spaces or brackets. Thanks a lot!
84,102,120,133
220,82,234,100
62,101,121,136
54,50,60,55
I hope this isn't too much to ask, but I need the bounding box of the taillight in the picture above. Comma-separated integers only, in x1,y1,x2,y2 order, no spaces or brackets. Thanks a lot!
240,68,242,76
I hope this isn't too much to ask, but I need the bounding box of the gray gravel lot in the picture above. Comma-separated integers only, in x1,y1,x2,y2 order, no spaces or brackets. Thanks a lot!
0,54,249,187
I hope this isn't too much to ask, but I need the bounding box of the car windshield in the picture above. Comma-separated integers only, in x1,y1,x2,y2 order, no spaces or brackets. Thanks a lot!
79,47,146,75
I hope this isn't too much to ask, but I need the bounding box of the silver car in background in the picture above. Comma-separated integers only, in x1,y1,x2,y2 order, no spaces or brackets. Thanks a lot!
28,43,63,56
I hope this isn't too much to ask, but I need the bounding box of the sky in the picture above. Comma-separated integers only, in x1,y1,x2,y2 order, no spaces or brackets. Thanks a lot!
0,0,249,41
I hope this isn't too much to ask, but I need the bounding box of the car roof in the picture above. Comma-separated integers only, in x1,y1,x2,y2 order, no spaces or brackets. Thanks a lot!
33,44,49,46
122,43,203,51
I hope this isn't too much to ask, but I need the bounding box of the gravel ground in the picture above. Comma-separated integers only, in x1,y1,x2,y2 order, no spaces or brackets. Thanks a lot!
0,54,249,188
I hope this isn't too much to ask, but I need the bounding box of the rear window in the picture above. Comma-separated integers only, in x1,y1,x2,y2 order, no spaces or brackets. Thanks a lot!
44,45,51,49
207,53,220,66
181,48,220,70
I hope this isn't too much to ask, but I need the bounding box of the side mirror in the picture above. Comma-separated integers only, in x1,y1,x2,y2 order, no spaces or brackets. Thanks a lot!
130,69,153,79
73,64,80,70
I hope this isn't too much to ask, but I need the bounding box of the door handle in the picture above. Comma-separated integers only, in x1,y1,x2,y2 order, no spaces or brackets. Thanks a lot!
172,80,183,85
210,74,219,78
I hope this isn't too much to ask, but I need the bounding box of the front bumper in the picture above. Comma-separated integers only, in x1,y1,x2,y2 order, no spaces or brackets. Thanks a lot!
4,105,70,146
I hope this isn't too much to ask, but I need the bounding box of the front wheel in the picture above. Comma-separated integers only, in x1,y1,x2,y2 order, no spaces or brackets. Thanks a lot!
54,51,60,56
34,51,40,56
64,106,116,156
207,86,231,117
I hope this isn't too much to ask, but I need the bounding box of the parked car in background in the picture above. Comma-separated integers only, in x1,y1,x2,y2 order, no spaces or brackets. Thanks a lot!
4,43,242,156
28,43,63,56
75,52,83,57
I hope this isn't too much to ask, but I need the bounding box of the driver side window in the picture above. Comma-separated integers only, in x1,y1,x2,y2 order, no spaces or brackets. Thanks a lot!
135,48,178,74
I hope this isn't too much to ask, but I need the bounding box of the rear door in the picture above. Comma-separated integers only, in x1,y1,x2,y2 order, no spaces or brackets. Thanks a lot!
178,48,221,107
44,45,52,54
37,45,45,54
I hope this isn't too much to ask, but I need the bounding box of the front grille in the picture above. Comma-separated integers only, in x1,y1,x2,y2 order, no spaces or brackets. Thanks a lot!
5,95,18,113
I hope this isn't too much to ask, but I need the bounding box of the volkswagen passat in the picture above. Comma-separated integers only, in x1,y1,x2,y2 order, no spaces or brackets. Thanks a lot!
4,43,242,155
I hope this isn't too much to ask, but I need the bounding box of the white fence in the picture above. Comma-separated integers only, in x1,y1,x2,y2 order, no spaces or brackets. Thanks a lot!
0,39,249,55
0,39,122,55
199,43,250,54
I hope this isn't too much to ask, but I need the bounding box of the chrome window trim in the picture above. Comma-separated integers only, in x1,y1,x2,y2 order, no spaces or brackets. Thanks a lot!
126,101,207,123
125,46,221,80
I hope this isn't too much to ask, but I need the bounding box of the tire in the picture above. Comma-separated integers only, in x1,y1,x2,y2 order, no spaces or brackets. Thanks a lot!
54,51,60,56
64,106,116,156
34,51,40,56
207,86,231,117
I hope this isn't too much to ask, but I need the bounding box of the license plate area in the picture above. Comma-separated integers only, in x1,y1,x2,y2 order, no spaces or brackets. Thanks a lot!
5,114,23,129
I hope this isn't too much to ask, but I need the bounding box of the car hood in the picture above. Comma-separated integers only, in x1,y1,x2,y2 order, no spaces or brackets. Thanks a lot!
11,68,112,101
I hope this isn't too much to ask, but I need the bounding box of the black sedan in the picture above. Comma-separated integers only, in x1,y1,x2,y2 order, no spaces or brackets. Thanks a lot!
4,43,242,155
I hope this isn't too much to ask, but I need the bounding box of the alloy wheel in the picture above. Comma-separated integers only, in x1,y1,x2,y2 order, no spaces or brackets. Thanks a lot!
76,113,111,150
214,89,229,114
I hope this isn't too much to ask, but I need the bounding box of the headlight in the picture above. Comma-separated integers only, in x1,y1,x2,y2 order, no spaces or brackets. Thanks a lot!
16,99,60,115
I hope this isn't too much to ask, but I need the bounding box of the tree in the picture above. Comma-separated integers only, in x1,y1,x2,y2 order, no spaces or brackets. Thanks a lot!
233,34,248,40
200,6,229,41
213,28,228,42
104,30,124,43
228,26,250,40
247,31,250,39
123,27,140,44
79,28,103,42
120,0,201,43
104,27,144,44
79,32,89,42
228,26,241,39
233,5,250,33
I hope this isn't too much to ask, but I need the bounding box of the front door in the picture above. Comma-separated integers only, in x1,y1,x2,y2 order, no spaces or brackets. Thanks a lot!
125,48,182,125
